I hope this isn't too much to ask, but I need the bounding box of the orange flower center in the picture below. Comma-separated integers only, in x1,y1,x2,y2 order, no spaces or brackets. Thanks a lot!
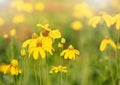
42,30,49,37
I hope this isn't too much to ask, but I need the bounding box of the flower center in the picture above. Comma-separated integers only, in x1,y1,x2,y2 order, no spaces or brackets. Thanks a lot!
42,30,50,37
37,40,42,47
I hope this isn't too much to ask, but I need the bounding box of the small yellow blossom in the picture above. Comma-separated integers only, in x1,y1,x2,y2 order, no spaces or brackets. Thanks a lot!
23,2,33,13
71,21,83,30
34,2,45,11
0,59,21,75
61,38,66,44
0,18,4,26
73,2,93,19
99,36,116,51
21,49,26,56
10,29,16,37
102,13,114,27
3,34,8,39
88,16,101,28
58,43,63,48
49,65,67,74
12,14,25,24
60,45,80,60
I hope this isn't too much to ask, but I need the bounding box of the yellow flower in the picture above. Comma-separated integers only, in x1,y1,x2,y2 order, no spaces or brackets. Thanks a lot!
61,38,66,44
22,33,39,48
115,20,120,30
21,49,26,56
3,34,8,39
23,2,33,13
102,13,114,27
12,14,25,24
71,21,83,30
99,36,116,51
73,2,93,19
88,16,101,28
60,45,80,60
37,24,61,39
10,29,16,37
0,18,4,26
58,43,63,48
28,38,46,60
11,0,24,11
0,59,21,75
49,65,67,74
34,2,45,11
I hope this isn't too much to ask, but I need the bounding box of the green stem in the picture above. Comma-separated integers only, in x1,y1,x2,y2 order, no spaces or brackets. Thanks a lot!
108,59,115,85
34,63,38,85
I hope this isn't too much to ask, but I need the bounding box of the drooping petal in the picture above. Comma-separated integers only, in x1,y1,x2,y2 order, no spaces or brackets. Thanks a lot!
10,66,17,75
22,39,32,48
33,48,39,60
60,50,67,56
38,47,46,59
100,39,107,51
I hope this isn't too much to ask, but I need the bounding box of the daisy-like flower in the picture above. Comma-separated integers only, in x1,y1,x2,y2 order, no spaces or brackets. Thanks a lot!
28,38,46,60
89,12,114,28
99,36,116,51
60,45,80,60
0,59,22,75
49,65,67,74
37,24,61,39
22,33,39,48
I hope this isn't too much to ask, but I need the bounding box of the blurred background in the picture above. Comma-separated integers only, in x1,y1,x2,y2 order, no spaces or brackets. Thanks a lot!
0,0,120,85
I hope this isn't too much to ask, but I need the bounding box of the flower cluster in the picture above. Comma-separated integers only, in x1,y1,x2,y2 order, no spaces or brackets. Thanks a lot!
49,65,67,74
22,24,61,60
89,12,120,30
0,59,21,76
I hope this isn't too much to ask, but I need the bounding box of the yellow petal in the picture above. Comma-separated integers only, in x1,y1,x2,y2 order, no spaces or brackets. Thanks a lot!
38,47,46,59
109,39,116,50
22,39,32,48
49,29,61,39
60,50,67,56
116,20,120,30
10,66,17,75
88,16,101,28
11,59,18,67
33,48,39,60
100,39,107,51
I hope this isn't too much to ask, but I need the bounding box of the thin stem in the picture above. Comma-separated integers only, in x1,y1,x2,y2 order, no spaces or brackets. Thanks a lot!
108,59,115,85
34,63,38,85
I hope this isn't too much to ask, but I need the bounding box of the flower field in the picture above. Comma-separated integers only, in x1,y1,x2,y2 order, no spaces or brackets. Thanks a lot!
0,0,120,85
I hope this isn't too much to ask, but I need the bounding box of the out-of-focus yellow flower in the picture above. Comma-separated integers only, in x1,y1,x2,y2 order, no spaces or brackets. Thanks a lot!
58,43,63,48
21,49,26,56
71,21,83,30
38,24,61,39
11,0,24,11
73,2,93,19
28,38,46,60
0,18,4,26
34,2,45,11
115,20,120,30
99,36,116,51
10,29,16,37
12,14,25,24
61,38,66,44
23,2,33,13
102,13,114,27
3,34,8,39
49,65,67,74
60,45,80,60
22,33,39,48
0,59,21,75
88,16,101,28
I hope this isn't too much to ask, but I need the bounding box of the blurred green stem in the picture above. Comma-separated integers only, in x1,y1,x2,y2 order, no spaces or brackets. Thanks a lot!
34,62,38,85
